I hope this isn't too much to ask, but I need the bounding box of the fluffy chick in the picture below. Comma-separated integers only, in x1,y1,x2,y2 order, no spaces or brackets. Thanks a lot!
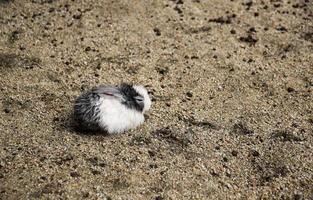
73,83,151,134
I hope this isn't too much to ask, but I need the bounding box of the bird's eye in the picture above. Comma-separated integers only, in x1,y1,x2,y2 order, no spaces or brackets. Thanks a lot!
135,96,144,102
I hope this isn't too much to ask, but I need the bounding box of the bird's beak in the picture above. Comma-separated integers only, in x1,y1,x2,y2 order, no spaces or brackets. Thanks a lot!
139,101,145,112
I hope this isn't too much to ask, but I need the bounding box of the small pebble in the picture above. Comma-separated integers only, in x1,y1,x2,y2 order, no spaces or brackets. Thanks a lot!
231,150,238,156
4,108,10,113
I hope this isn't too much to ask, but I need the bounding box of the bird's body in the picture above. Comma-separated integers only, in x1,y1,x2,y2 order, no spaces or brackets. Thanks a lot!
73,83,151,134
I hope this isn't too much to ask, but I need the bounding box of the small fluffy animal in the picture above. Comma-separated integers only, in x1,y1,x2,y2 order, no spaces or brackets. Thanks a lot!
73,83,151,134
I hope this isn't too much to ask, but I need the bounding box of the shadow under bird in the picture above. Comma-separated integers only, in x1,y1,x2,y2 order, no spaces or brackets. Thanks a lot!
73,83,151,134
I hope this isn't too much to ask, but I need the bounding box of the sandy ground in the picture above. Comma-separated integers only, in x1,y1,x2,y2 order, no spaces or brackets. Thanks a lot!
0,0,313,199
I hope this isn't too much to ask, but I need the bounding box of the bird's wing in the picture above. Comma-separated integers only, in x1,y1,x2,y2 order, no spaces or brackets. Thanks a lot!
93,85,125,101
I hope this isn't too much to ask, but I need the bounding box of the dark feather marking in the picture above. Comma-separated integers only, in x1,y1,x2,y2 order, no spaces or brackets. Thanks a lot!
74,90,103,131
119,83,144,112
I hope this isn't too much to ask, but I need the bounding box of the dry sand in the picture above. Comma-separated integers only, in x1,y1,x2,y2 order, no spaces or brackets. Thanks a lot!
0,0,313,199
